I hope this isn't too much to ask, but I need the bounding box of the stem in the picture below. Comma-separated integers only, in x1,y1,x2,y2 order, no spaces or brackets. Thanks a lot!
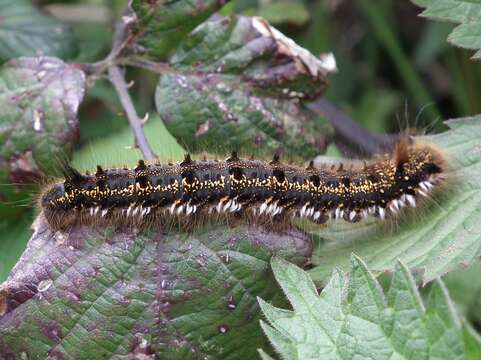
123,58,172,74
307,98,399,158
108,65,157,161
83,3,158,161
77,4,136,76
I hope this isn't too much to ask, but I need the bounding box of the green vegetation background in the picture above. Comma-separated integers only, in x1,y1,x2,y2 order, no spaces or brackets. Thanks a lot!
2,0,481,340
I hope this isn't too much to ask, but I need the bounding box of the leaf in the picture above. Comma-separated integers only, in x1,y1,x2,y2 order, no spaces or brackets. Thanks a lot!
463,323,481,360
259,255,476,360
0,220,312,359
0,113,185,286
258,349,276,360
0,0,76,62
0,57,86,219
131,0,228,59
442,260,481,320
0,214,33,283
156,15,336,159
309,116,481,284
412,0,481,59
449,22,481,59
414,255,481,338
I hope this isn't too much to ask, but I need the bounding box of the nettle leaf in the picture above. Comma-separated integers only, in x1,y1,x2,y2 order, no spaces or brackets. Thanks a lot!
412,0,481,59
0,57,86,218
131,0,229,59
0,220,312,359
309,117,481,285
156,15,336,159
0,0,76,62
259,255,481,360
464,323,481,360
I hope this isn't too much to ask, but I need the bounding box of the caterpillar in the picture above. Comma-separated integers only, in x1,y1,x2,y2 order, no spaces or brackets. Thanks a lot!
39,139,446,232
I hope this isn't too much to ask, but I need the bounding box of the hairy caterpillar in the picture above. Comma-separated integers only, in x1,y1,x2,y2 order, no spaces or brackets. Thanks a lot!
39,139,446,231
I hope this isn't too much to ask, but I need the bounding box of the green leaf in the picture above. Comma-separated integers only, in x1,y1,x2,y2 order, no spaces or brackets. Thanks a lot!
0,113,185,283
463,323,481,360
0,57,86,219
309,116,481,284
0,0,76,62
442,261,481,320
156,15,335,159
1,107,309,357
259,255,476,359
131,0,228,59
448,22,481,59
412,0,481,59
431,260,481,355
0,222,312,359
258,348,276,360
0,214,33,283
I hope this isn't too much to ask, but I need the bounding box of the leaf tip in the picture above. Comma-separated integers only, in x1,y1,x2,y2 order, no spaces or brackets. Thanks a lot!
349,252,368,271
270,256,290,278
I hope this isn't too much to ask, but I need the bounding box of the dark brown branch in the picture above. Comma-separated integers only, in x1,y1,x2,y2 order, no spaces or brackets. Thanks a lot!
307,97,400,158
108,65,157,161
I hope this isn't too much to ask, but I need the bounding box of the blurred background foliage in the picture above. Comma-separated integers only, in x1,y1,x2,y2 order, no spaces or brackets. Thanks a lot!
1,0,481,337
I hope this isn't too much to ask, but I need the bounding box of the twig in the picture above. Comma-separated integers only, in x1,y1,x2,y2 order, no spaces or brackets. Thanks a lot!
123,58,172,74
84,2,157,161
77,4,137,76
112,4,136,52
307,97,400,158
108,65,157,161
